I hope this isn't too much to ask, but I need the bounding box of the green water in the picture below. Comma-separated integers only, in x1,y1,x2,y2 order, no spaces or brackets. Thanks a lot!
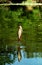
0,35,42,65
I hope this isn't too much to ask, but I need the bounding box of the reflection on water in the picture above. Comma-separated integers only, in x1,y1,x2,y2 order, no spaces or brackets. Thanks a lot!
0,41,42,65
17,46,22,62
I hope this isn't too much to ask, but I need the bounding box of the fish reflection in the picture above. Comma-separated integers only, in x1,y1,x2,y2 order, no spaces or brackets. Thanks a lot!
17,46,22,62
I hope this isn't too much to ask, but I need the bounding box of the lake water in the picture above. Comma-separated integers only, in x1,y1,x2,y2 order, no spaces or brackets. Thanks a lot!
0,40,42,65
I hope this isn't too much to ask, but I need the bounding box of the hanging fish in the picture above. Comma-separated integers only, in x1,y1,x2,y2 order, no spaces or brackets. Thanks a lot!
18,25,23,41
